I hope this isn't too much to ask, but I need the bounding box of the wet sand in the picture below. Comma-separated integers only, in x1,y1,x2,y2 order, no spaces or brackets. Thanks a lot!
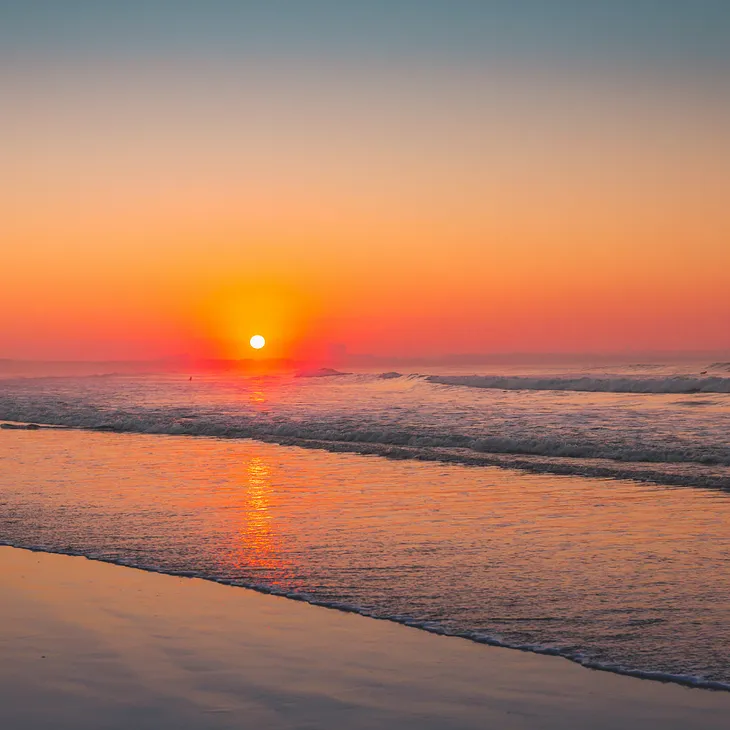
1,545,729,730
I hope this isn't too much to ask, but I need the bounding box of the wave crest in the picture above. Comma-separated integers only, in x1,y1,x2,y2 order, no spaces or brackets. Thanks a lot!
426,374,730,394
2,403,729,490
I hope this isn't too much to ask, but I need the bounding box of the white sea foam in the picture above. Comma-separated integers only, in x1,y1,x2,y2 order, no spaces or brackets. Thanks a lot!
1,408,729,490
426,374,730,394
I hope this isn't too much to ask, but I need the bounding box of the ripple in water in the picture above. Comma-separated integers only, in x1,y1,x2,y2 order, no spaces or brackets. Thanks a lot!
2,427,730,689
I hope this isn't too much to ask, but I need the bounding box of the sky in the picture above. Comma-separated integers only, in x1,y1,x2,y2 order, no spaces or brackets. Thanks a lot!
2,1,730,361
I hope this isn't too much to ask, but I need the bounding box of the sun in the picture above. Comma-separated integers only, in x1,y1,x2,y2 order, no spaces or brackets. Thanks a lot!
249,334,266,350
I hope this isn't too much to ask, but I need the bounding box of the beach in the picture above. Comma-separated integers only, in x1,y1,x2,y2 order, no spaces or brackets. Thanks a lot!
2,545,730,730
4,1,729,726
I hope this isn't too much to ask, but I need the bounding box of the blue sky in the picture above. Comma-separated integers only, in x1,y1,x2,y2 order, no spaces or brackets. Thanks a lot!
2,1,729,71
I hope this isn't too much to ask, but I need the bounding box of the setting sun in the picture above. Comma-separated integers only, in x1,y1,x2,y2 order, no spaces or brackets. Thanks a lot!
249,335,266,350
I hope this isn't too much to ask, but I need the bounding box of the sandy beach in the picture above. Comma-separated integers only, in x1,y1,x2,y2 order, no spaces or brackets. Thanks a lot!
1,546,729,730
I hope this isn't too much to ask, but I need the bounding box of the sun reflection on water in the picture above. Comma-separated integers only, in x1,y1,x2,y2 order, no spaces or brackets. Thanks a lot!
237,455,282,575
248,386,267,406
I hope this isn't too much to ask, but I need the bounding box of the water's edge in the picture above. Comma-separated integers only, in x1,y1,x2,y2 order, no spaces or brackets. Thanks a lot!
2,541,728,693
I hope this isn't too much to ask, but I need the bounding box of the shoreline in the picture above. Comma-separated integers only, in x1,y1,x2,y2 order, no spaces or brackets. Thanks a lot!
3,545,730,729
3,539,729,694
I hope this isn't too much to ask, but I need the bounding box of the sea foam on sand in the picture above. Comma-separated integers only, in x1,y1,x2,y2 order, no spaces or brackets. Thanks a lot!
1,546,730,730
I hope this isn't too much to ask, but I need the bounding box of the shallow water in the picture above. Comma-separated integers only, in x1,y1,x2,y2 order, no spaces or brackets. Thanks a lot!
1,426,730,688
1,365,729,489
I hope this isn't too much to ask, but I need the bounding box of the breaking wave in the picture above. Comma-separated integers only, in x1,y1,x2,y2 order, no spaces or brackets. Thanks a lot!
426,374,730,394
1,401,729,490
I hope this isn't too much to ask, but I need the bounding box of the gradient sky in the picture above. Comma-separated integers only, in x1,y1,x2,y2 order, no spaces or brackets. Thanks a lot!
3,1,730,360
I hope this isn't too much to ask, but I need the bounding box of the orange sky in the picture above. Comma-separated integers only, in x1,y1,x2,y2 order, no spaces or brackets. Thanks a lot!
3,59,730,361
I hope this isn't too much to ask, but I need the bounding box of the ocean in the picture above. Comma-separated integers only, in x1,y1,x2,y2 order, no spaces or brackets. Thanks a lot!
1,360,729,688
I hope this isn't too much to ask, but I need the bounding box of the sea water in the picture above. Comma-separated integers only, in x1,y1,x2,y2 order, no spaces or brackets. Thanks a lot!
1,361,729,687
